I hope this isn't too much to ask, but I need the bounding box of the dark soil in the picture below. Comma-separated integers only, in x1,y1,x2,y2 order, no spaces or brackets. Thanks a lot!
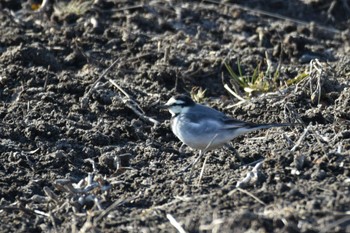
1,1,350,232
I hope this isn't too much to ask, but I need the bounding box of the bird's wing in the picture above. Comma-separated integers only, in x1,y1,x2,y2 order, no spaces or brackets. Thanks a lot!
181,111,223,132
185,104,257,130
220,117,258,129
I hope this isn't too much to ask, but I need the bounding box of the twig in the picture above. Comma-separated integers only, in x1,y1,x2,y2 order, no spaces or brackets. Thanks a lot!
167,214,187,233
240,158,264,168
94,198,132,224
81,59,120,108
224,83,246,102
228,188,266,205
291,123,311,152
81,53,158,109
48,211,58,232
43,186,60,204
109,79,131,98
84,159,98,173
308,124,329,158
321,215,350,233
109,79,160,126
34,210,50,217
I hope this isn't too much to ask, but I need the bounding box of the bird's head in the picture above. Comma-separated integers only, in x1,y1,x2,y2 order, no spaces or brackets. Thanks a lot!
163,95,195,116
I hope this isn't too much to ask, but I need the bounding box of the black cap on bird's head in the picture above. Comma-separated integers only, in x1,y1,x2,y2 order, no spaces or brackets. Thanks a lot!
164,95,195,108
162,95,195,116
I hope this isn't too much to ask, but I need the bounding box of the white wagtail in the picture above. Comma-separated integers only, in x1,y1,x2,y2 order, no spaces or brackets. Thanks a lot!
163,94,291,170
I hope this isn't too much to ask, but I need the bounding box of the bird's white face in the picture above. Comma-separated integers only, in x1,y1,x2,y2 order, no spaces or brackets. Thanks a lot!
165,97,191,116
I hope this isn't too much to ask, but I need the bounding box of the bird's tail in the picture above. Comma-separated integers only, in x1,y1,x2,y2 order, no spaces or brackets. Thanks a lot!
225,122,292,139
253,122,292,130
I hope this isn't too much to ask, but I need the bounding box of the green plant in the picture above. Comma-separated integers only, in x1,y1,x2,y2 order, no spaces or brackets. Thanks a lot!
286,72,309,85
225,59,276,95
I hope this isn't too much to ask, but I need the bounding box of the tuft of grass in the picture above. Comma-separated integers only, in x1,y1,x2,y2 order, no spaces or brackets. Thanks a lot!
54,0,92,17
225,59,273,95
225,58,308,96
191,87,207,103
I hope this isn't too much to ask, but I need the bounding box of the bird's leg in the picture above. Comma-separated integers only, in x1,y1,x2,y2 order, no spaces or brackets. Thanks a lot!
197,153,210,186
195,134,219,183
181,150,205,172
226,143,244,165
182,134,218,173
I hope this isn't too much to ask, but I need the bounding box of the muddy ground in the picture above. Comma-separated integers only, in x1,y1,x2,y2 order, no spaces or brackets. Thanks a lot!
0,0,350,232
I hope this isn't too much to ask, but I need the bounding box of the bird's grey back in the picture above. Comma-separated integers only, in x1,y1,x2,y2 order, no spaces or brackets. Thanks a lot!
184,103,250,127
191,103,226,117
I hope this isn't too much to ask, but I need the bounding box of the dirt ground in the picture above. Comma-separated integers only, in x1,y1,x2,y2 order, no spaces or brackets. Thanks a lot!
0,0,350,232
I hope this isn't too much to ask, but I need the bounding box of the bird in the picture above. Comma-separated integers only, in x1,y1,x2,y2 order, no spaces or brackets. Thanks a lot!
163,94,291,171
